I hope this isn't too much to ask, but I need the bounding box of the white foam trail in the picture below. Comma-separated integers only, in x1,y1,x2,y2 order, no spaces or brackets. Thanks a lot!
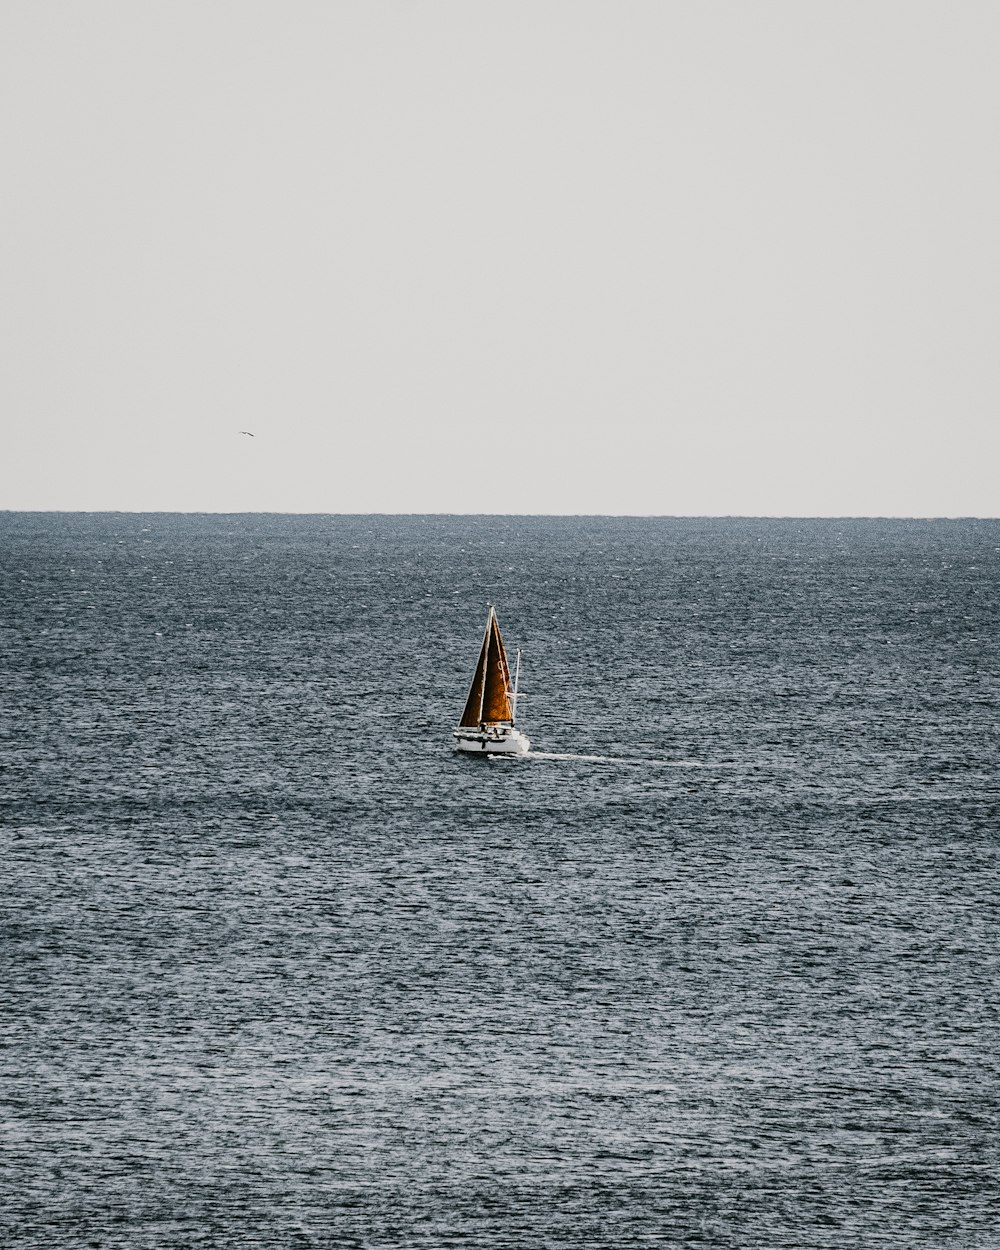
524,751,730,769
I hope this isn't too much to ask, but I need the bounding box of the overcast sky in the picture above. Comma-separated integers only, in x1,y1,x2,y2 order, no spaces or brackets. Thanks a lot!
2,1,997,514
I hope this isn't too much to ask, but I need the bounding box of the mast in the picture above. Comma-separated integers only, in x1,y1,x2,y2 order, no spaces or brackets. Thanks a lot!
477,605,494,726
512,648,521,726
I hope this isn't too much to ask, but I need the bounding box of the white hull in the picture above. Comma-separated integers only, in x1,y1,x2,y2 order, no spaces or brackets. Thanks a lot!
453,727,530,756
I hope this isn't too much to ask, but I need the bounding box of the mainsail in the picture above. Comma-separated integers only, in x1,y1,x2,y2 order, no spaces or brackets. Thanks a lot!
459,609,514,727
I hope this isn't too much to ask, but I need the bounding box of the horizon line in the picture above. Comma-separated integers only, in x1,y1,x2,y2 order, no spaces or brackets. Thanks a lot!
2,510,998,521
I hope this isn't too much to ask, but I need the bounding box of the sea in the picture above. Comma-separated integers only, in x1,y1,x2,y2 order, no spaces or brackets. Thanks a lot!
1,513,998,1248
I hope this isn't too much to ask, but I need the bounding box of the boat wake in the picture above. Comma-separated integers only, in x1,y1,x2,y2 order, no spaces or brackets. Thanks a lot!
518,751,729,768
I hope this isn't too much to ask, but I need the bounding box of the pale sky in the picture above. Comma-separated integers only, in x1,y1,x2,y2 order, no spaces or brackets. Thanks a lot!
1,1,997,514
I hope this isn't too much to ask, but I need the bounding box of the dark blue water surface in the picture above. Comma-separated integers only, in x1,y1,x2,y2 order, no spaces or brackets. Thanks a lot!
2,514,998,1248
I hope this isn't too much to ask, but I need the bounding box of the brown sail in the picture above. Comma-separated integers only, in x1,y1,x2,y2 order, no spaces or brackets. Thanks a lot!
458,609,514,727
482,616,513,724
459,624,490,728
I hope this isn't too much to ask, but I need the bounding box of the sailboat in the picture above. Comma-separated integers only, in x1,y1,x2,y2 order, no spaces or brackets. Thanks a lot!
453,606,530,755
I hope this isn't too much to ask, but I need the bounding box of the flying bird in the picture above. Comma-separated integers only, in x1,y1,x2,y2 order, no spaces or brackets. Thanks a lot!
238,430,255,437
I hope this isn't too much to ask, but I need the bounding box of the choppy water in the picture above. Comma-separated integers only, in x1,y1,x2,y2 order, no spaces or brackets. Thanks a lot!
2,514,998,1248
